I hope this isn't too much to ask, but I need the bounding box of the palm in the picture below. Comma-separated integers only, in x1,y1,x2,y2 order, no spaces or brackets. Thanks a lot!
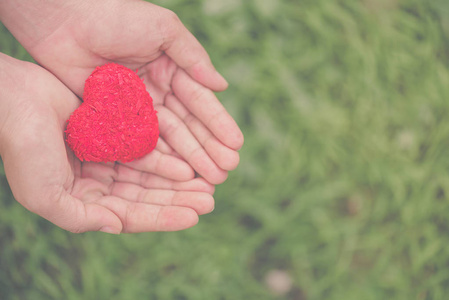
66,152,215,233
25,0,242,185
1,60,214,233
0,0,244,233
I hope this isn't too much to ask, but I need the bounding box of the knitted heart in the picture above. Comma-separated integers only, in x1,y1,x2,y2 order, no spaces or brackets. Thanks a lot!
66,63,159,163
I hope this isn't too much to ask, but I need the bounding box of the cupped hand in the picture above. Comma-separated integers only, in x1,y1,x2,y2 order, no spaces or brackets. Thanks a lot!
0,0,244,184
0,54,215,234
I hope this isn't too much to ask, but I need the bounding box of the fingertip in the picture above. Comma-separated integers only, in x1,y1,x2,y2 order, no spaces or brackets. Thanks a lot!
222,150,240,171
158,206,199,231
197,193,215,215
175,159,196,181
204,170,228,185
204,138,241,171
190,62,228,92
193,159,229,185
207,112,244,151
99,226,121,235
232,129,245,151
195,178,216,195
223,124,244,151
212,70,229,91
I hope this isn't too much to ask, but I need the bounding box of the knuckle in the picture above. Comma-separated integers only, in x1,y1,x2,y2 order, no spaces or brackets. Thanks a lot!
159,8,182,44
190,85,206,104
164,9,181,24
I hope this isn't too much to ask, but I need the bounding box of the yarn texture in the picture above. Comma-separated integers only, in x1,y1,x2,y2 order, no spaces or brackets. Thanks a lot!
66,63,159,162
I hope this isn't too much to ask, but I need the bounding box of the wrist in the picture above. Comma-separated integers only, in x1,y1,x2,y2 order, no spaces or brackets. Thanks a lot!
0,54,20,155
0,0,85,51
0,54,35,157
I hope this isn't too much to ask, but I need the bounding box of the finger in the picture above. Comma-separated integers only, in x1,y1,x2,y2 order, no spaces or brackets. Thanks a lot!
172,69,244,150
155,137,175,155
157,106,228,184
156,8,228,91
122,148,194,181
111,182,214,215
12,161,124,234
80,161,116,186
114,164,215,194
96,196,199,233
40,193,124,234
139,55,176,106
165,94,240,171
155,135,184,160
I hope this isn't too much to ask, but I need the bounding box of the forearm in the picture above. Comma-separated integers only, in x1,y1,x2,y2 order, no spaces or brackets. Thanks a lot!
0,0,85,49
0,53,24,155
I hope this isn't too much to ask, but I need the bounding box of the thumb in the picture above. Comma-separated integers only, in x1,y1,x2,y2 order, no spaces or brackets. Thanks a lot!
42,193,123,234
155,6,228,91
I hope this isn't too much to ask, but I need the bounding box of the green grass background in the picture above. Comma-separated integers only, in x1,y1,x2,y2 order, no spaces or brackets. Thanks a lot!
1,0,449,299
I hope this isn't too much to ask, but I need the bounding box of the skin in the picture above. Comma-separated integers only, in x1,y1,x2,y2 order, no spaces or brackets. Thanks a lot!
0,0,244,184
0,0,244,233
0,53,216,234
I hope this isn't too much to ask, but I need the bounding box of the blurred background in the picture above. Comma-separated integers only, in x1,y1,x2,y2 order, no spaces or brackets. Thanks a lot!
1,0,449,299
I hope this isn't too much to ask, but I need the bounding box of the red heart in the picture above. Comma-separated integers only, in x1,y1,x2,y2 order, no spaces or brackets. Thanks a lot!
66,63,159,162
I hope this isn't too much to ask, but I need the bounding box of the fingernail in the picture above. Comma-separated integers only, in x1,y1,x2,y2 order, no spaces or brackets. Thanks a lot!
99,226,120,234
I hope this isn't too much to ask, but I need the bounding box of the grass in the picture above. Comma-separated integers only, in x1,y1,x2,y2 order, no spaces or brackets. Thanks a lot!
1,0,449,299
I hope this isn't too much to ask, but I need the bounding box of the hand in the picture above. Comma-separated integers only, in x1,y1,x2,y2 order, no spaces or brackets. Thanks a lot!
0,54,215,234
0,0,244,184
